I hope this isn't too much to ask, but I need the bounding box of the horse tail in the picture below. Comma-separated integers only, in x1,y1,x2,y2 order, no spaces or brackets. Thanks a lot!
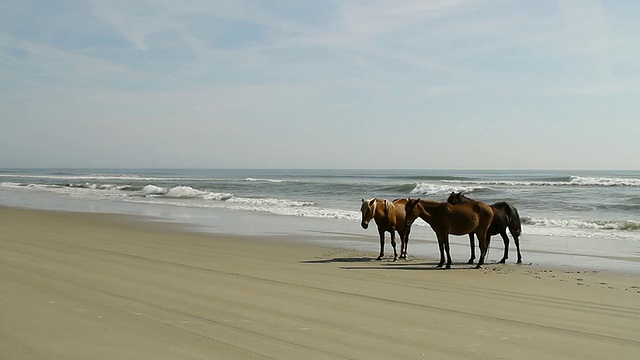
507,204,522,238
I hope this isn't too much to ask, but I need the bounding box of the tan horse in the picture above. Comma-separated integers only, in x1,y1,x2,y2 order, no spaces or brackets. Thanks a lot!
404,198,494,269
360,198,411,261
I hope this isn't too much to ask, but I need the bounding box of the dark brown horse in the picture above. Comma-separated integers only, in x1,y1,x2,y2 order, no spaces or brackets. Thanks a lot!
447,192,523,264
360,198,411,261
404,198,494,269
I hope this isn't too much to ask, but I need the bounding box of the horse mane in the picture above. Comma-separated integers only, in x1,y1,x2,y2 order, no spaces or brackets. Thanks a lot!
448,192,474,204
383,199,394,218
362,198,395,220
362,198,376,213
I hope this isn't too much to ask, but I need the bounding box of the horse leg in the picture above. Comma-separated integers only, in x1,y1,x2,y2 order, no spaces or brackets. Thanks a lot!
444,235,452,269
401,227,411,259
403,236,408,259
499,231,510,264
390,231,398,261
400,235,407,259
467,233,476,264
406,227,412,259
475,232,488,269
376,229,385,260
436,235,445,268
514,235,522,264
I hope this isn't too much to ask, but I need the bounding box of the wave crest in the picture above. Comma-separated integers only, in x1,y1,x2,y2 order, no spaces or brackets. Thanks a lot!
227,197,314,207
568,176,640,187
410,183,489,196
443,176,640,187
244,177,287,183
143,185,165,195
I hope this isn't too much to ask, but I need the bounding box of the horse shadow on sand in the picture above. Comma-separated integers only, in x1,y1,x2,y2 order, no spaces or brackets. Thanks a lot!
300,257,377,264
339,261,473,271
300,258,474,271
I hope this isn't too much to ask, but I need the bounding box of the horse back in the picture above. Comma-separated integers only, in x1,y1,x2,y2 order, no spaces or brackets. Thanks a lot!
374,198,407,232
491,201,521,236
391,198,409,231
469,201,493,219
437,202,492,235
466,201,493,226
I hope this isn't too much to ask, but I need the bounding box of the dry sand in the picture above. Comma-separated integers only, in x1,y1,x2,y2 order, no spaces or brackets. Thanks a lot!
1,206,639,360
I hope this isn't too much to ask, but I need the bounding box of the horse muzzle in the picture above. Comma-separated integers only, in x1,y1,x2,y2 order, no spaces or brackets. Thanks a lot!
361,222,369,229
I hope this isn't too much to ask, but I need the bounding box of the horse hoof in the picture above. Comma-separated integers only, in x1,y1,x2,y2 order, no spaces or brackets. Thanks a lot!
517,259,522,264
467,259,475,265
376,256,383,261
445,265,451,269
499,259,506,264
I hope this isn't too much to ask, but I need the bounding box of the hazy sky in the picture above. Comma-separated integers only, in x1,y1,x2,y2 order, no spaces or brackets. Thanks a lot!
1,0,638,169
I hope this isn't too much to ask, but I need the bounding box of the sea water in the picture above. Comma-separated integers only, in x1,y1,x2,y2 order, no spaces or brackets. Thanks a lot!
1,168,639,271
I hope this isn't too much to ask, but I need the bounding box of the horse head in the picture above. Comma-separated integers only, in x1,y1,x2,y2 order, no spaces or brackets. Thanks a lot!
447,192,463,205
448,192,474,205
360,198,377,229
404,198,421,228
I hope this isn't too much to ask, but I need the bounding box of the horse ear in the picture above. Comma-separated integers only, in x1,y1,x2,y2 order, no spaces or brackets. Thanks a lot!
369,198,375,206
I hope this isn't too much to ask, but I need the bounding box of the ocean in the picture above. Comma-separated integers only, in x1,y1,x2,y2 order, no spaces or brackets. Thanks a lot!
1,168,639,271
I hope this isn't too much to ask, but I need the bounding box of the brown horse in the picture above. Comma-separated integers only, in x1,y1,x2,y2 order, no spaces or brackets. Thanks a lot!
404,198,494,269
447,192,523,264
360,198,411,261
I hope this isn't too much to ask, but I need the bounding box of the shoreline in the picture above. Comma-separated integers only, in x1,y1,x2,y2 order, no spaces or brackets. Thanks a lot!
1,205,639,359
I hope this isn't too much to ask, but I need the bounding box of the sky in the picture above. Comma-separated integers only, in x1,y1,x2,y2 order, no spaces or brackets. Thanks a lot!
1,0,638,170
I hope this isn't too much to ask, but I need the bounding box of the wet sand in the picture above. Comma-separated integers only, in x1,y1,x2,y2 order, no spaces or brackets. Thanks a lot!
1,206,639,359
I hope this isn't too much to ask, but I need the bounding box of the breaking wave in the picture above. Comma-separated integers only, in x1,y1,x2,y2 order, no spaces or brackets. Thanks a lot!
244,177,287,183
443,176,640,187
409,183,490,196
522,217,640,232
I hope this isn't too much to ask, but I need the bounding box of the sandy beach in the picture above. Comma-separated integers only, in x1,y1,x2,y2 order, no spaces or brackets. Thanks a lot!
1,206,639,359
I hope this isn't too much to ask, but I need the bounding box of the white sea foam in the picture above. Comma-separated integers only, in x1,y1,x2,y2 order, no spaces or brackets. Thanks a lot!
98,184,131,191
0,182,24,188
522,225,638,240
523,217,640,231
410,183,487,196
568,176,640,187
166,186,205,198
121,196,357,220
224,204,358,220
70,183,131,191
227,196,315,207
202,192,234,201
0,173,188,181
244,177,287,183
142,185,165,195
443,176,640,187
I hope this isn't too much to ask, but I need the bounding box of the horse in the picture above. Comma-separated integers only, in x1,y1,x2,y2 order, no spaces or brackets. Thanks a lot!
360,198,412,261
404,198,494,269
447,192,523,264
